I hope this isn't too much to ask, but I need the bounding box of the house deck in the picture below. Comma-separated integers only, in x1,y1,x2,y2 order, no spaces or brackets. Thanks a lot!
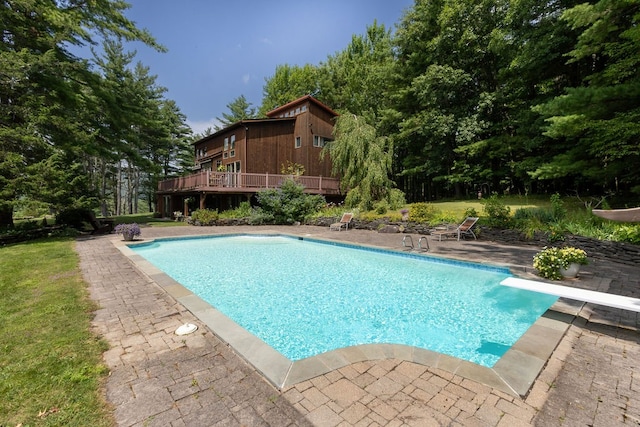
158,171,340,195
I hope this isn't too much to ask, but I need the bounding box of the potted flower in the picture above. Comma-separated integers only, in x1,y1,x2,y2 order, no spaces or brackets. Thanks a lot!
558,247,588,278
533,246,588,280
114,223,141,241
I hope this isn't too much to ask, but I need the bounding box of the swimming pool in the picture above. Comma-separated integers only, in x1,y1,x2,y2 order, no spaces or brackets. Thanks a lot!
131,234,558,368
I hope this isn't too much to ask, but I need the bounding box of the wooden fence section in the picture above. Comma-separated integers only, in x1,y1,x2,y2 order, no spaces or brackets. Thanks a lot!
158,171,341,195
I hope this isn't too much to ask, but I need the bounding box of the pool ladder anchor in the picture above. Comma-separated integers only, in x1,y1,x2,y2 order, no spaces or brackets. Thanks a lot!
402,235,430,252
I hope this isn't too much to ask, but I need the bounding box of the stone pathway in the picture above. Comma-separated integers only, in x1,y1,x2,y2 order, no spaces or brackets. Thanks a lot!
77,225,640,426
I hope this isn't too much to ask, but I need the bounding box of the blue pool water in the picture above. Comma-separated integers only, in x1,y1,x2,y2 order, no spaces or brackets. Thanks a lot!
132,234,557,367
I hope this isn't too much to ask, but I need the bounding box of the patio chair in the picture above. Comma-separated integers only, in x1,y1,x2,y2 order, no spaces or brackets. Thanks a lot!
87,211,114,235
330,212,353,231
431,217,479,241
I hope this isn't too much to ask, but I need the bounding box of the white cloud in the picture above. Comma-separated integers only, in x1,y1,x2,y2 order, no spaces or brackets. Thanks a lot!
242,73,251,84
187,117,221,136
260,37,273,45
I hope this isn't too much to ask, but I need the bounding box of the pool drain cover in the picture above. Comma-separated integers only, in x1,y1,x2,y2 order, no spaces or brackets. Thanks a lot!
175,323,198,336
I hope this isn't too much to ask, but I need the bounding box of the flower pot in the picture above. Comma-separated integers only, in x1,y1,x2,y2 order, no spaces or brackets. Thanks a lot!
559,262,580,279
122,232,136,241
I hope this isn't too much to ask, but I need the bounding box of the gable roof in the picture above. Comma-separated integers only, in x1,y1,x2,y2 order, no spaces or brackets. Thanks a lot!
266,95,338,118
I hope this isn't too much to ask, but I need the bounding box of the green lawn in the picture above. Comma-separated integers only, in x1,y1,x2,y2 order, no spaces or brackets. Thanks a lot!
0,238,113,427
431,196,547,217
111,212,187,228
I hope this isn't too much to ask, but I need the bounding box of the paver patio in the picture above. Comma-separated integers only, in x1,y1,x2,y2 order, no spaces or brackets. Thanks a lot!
78,224,639,426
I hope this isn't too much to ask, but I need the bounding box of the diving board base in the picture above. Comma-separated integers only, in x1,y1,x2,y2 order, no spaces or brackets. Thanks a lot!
501,277,640,313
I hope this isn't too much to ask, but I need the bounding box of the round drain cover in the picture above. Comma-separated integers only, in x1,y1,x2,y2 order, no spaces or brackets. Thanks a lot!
175,323,198,336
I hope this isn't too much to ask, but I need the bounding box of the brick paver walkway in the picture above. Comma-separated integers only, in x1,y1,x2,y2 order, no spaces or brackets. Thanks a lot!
77,225,640,426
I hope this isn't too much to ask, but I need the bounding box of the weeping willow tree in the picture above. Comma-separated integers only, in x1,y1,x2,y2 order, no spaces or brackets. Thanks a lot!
323,113,395,210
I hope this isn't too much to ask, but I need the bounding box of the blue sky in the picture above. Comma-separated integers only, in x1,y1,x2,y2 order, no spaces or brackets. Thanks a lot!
119,1,415,134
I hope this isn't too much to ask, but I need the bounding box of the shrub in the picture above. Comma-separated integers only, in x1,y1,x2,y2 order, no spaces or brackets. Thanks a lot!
464,207,478,218
254,178,325,224
219,201,253,219
247,210,271,225
611,224,640,244
408,203,439,223
387,189,407,210
513,207,554,223
56,207,93,230
189,209,219,226
374,199,389,215
431,210,460,225
550,193,566,221
344,187,368,210
482,194,511,227
546,224,566,243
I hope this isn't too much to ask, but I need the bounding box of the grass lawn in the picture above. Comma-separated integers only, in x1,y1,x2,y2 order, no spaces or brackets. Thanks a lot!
111,212,187,228
435,195,549,213
0,238,113,427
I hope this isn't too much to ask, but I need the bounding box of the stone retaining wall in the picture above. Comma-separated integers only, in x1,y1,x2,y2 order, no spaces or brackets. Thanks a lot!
308,218,640,267
479,227,640,266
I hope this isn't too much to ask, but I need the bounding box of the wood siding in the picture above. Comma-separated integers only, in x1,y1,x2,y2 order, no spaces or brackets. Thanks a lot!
245,120,296,174
192,96,336,179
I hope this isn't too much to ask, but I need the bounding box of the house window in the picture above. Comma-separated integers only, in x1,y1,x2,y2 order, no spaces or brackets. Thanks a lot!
301,105,307,112
216,160,222,170
295,107,300,114
224,137,229,151
224,152,228,159
313,135,332,147
230,134,236,150
295,136,301,148
230,150,235,157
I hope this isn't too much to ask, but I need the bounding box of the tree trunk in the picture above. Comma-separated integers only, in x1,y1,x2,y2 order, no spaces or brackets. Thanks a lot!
0,204,14,229
99,160,109,217
116,161,122,216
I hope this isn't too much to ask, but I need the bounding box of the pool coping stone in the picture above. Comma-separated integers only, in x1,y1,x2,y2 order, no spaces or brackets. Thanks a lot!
113,232,577,398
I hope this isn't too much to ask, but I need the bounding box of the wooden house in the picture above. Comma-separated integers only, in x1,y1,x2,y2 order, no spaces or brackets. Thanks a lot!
157,95,341,217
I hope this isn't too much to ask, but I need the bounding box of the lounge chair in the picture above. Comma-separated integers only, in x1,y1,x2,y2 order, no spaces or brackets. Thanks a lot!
88,211,114,235
330,213,353,231
431,217,479,241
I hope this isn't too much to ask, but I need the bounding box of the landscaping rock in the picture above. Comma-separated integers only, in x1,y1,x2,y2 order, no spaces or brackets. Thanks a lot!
378,225,400,233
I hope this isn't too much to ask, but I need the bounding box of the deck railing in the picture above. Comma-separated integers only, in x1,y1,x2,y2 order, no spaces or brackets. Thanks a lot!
158,171,341,195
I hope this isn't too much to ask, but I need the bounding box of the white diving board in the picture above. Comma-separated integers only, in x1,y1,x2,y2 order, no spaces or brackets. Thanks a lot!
501,277,640,313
